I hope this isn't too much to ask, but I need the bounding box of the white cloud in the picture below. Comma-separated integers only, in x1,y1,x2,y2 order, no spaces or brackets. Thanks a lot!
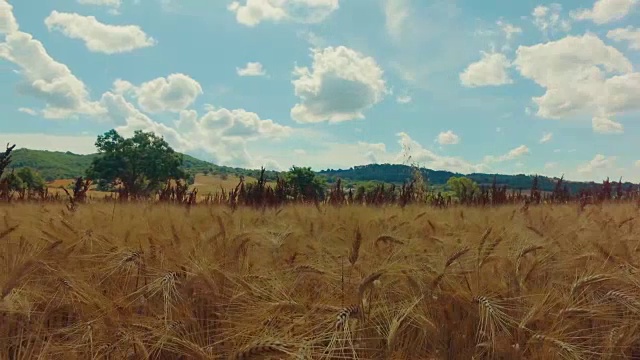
531,3,571,37
635,160,640,167
297,30,326,48
227,0,339,26
118,74,203,113
236,62,267,77
396,132,486,173
571,0,638,24
291,46,388,123
592,115,624,133
0,31,103,119
496,20,522,40
44,11,156,54
578,154,616,174
607,26,640,50
181,106,292,140
383,0,410,41
17,107,37,116
459,51,513,87
483,145,530,163
0,0,19,35
539,132,553,143
98,88,288,168
513,33,640,131
436,130,460,145
544,161,558,170
396,94,412,104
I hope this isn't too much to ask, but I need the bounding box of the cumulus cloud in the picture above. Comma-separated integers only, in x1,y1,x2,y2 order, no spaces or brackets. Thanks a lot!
436,130,460,145
592,115,624,133
531,3,571,37
236,62,267,77
99,84,291,168
483,145,530,163
17,107,37,116
513,33,640,132
496,20,522,40
0,0,19,35
607,26,640,50
539,132,553,143
0,31,103,119
114,74,203,113
227,0,339,26
459,52,513,87
571,0,638,24
383,0,410,41
290,46,388,123
396,132,486,173
44,11,156,54
578,154,616,174
396,94,412,104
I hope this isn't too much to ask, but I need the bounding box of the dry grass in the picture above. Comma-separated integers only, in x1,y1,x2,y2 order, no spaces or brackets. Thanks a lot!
189,174,276,195
1,202,640,359
45,174,260,201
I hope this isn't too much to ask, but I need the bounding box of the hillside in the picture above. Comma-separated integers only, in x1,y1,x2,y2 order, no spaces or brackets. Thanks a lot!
7,149,280,182
4,148,633,193
319,164,632,193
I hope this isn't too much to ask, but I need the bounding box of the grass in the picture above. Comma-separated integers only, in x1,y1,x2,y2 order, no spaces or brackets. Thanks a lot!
44,174,262,202
1,201,640,359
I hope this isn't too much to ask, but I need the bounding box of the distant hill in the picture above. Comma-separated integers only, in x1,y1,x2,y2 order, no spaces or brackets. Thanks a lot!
318,164,634,193
7,148,279,182
4,148,634,193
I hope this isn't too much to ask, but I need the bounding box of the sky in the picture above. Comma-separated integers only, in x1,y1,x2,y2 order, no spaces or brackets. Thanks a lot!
1,0,640,182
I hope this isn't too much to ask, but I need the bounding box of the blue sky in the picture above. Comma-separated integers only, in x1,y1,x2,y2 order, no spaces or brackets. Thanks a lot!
1,0,640,182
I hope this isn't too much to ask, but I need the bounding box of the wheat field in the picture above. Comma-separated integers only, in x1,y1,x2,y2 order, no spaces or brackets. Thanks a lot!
0,202,639,359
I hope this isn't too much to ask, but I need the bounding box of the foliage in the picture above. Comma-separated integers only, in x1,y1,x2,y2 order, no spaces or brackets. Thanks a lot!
6,148,636,196
446,176,479,200
15,167,45,191
86,129,187,199
9,149,97,181
284,166,326,202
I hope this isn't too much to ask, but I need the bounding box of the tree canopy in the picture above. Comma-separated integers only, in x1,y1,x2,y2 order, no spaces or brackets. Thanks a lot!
284,166,326,201
86,129,187,199
446,176,479,200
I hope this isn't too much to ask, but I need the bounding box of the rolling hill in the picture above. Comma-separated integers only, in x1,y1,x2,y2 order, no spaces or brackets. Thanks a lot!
4,148,632,193
6,148,280,182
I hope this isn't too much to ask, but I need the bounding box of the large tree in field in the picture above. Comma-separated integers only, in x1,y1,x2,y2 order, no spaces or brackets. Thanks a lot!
446,176,479,202
285,166,325,201
86,129,186,199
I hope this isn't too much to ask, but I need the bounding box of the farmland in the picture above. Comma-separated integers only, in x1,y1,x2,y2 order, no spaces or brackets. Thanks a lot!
2,135,640,359
1,201,639,359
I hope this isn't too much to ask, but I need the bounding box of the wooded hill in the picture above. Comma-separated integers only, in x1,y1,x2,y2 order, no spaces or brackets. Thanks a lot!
7,148,630,193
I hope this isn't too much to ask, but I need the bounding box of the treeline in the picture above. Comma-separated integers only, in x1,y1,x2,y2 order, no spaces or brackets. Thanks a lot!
1,130,639,210
8,149,281,182
319,164,633,194
7,147,624,194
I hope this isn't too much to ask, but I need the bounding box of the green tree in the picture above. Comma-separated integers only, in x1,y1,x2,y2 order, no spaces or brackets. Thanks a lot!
446,176,479,200
285,166,325,201
16,167,45,191
86,129,186,199
3,171,24,192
